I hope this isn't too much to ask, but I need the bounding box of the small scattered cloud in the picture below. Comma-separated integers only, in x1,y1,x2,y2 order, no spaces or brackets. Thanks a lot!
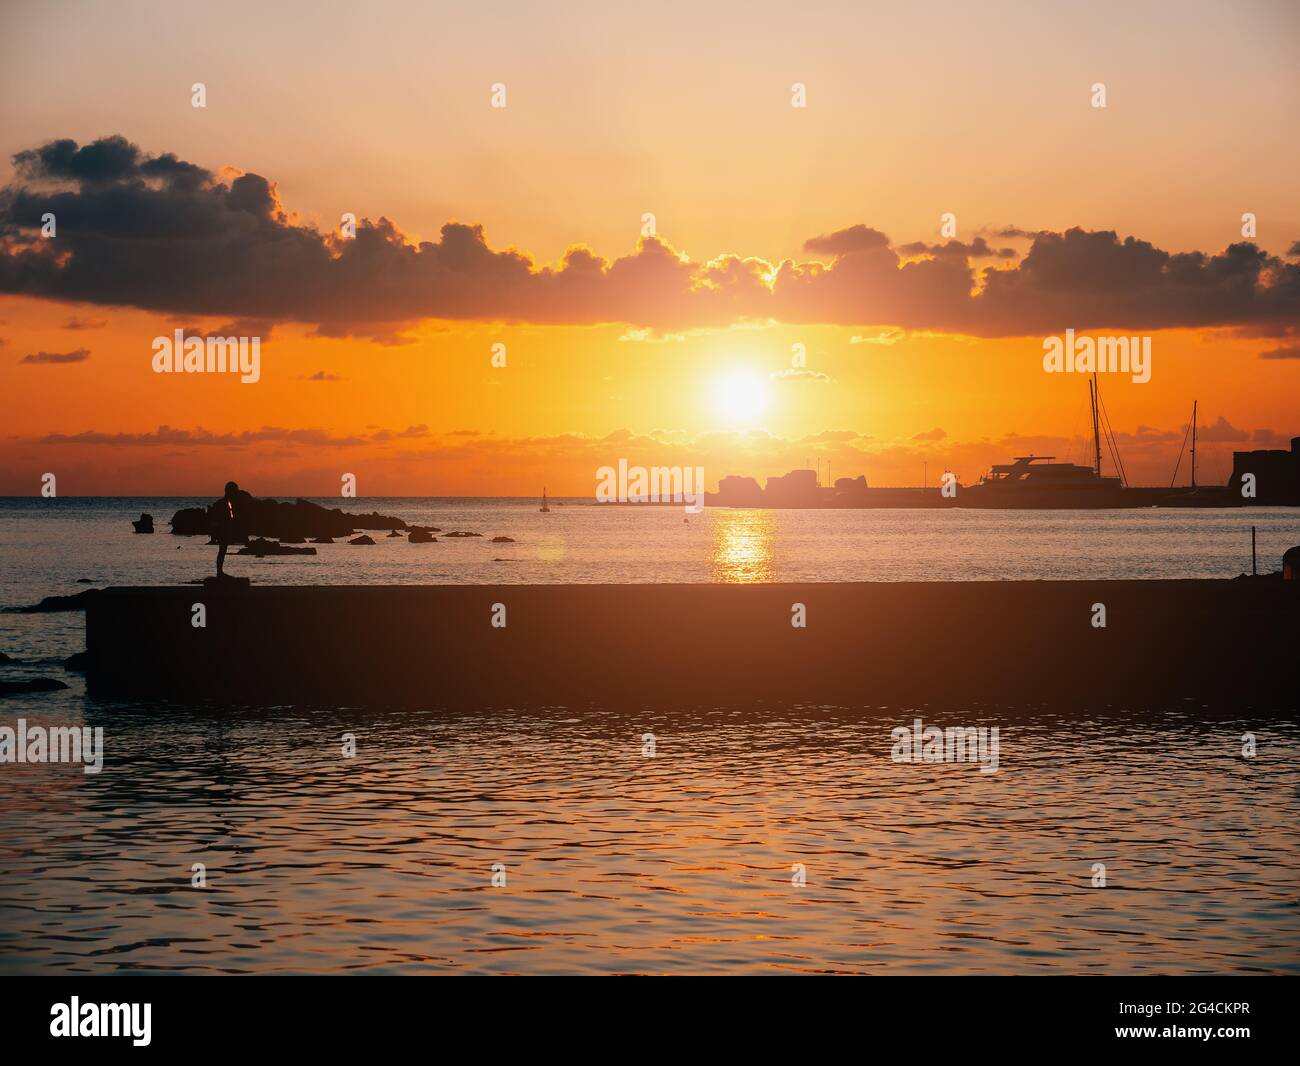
982,225,1042,240
1196,415,1249,443
803,225,891,257
210,318,274,339
300,370,344,381
370,424,431,442
62,315,107,330
1259,344,1300,359
912,427,948,441
21,347,89,364
851,328,905,346
619,328,685,343
770,367,830,382
897,237,1015,260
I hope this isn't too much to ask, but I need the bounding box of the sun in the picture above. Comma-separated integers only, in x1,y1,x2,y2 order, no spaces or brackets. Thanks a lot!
715,371,769,422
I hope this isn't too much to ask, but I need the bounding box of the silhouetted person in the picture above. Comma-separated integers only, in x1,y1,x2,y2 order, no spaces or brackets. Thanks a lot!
210,481,242,578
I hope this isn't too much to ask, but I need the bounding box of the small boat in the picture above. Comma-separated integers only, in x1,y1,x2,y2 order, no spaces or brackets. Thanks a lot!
539,488,550,513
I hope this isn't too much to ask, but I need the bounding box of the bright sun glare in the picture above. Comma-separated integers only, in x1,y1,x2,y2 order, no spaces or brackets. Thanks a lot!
715,372,768,422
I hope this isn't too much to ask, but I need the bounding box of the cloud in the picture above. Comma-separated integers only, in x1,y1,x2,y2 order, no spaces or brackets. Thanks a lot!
897,237,1015,260
770,367,830,382
851,328,905,345
40,424,369,446
619,328,686,342
20,347,89,364
802,225,891,256
62,315,106,330
912,427,948,441
15,135,205,188
1195,415,1249,443
984,226,1042,240
1259,344,1300,359
210,318,274,339
300,370,344,381
2,135,1298,338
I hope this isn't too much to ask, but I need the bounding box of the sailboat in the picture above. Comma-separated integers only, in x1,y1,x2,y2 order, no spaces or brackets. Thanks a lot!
539,487,550,513
1161,399,1225,506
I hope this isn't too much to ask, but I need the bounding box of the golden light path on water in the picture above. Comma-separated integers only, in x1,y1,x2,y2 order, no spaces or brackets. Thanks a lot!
709,508,776,583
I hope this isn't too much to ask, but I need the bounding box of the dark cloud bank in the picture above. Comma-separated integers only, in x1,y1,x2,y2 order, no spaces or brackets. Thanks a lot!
2,135,1298,340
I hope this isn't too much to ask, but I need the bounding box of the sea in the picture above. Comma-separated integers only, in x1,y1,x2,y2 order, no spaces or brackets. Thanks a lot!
1,497,1298,974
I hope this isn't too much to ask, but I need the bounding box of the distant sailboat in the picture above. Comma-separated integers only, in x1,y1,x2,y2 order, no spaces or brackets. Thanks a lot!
540,487,550,513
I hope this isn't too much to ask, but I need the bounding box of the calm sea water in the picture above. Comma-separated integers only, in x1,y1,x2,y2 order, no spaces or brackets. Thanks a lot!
1,498,1298,974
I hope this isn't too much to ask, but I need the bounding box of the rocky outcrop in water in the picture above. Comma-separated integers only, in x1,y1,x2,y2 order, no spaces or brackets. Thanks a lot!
0,677,69,695
170,493,408,541
235,538,318,557
5,590,98,613
349,535,375,546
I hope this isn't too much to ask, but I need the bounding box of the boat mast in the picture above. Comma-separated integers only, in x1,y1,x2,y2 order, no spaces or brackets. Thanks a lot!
1090,374,1102,477
1190,400,1197,489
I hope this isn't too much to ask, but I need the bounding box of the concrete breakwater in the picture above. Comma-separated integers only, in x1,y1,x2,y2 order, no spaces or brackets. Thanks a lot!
82,581,1298,707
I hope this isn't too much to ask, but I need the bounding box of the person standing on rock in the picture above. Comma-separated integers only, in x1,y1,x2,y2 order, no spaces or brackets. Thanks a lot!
210,481,244,578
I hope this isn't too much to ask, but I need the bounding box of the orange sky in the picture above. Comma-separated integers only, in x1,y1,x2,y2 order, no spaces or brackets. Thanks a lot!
1,0,1297,495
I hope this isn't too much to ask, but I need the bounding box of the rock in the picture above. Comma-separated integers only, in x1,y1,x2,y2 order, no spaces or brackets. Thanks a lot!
349,535,376,546
64,651,90,671
6,589,98,613
202,575,252,589
0,651,15,663
490,536,516,543
408,530,436,543
309,536,334,544
444,531,482,538
235,538,317,557
280,534,307,544
169,493,410,540
387,530,403,538
75,578,95,584
0,677,70,695
132,513,155,533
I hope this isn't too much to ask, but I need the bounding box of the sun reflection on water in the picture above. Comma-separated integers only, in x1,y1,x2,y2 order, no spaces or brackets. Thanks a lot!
710,508,776,582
